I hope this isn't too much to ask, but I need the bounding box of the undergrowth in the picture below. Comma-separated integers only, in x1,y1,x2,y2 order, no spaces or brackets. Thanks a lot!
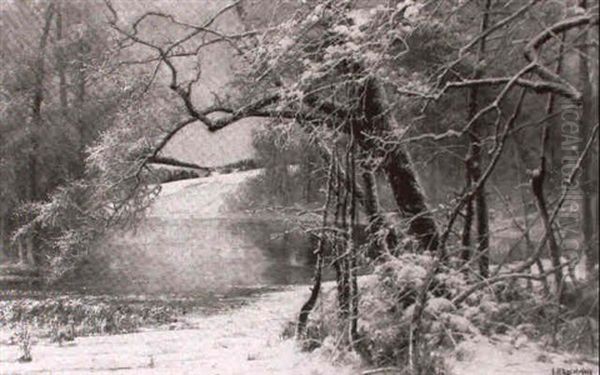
0,295,186,338
292,253,599,372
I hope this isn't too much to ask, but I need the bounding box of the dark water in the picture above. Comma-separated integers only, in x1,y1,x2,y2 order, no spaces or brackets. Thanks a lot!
3,219,366,315
56,218,319,297
0,219,319,314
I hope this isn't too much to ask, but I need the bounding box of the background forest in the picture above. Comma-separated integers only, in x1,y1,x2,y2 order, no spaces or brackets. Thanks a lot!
0,0,598,373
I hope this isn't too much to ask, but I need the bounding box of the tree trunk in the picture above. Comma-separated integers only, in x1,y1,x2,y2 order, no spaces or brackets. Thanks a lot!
335,160,351,320
25,236,35,266
30,3,55,202
532,168,565,302
461,171,474,263
475,177,490,278
346,142,359,344
0,212,6,260
514,141,551,294
361,169,398,255
56,5,68,111
297,161,334,337
74,37,88,164
465,0,492,277
319,145,398,257
17,240,25,264
26,3,55,267
356,77,439,252
541,31,567,300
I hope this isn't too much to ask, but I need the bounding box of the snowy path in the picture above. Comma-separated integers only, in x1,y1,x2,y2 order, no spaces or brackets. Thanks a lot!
0,286,359,374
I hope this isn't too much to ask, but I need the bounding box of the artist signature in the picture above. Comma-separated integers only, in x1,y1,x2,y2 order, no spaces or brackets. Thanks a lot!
551,367,596,375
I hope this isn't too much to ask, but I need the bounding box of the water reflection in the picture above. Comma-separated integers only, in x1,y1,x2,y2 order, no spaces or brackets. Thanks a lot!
60,218,317,296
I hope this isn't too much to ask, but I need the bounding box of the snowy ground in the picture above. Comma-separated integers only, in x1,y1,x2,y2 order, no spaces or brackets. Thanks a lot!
2,285,598,374
447,333,599,375
147,169,260,219
2,171,597,374
0,286,360,374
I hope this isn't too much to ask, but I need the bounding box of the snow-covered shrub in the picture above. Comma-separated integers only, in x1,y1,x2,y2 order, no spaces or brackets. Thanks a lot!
458,279,551,336
16,322,32,362
356,254,476,366
296,249,597,370
300,254,473,369
556,316,599,355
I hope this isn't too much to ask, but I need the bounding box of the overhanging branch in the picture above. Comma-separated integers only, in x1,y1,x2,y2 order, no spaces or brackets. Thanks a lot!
147,156,211,171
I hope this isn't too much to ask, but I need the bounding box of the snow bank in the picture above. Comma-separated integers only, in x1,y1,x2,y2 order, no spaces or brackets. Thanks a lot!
148,169,261,219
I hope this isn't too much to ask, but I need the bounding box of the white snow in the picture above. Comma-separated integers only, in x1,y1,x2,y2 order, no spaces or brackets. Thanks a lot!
447,334,599,375
0,287,361,374
148,169,260,219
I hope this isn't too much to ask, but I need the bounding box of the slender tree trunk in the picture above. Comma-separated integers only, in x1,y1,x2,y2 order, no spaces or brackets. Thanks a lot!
333,159,351,323
26,3,55,266
464,0,492,277
533,139,565,301
25,236,35,266
17,240,25,265
74,38,88,164
461,157,474,263
297,162,334,338
0,212,6,260
319,144,398,257
347,138,359,344
544,32,568,300
30,2,55,201
514,141,551,294
56,4,68,112
356,77,439,252
475,175,490,277
361,168,397,255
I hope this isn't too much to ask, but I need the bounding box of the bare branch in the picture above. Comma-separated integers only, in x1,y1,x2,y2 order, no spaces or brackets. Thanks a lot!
147,156,211,171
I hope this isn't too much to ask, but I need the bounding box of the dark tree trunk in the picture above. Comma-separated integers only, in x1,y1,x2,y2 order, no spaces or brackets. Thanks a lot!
0,213,6,259
466,0,492,278
461,178,473,264
361,169,397,255
461,128,474,264
344,142,359,344
355,77,439,252
540,31,566,300
26,3,55,266
56,5,68,111
318,145,398,257
30,3,55,201
475,177,490,278
532,168,565,302
74,37,88,165
515,140,551,294
297,162,334,337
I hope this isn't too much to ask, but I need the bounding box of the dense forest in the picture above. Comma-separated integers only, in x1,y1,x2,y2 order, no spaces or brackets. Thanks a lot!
0,0,598,373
